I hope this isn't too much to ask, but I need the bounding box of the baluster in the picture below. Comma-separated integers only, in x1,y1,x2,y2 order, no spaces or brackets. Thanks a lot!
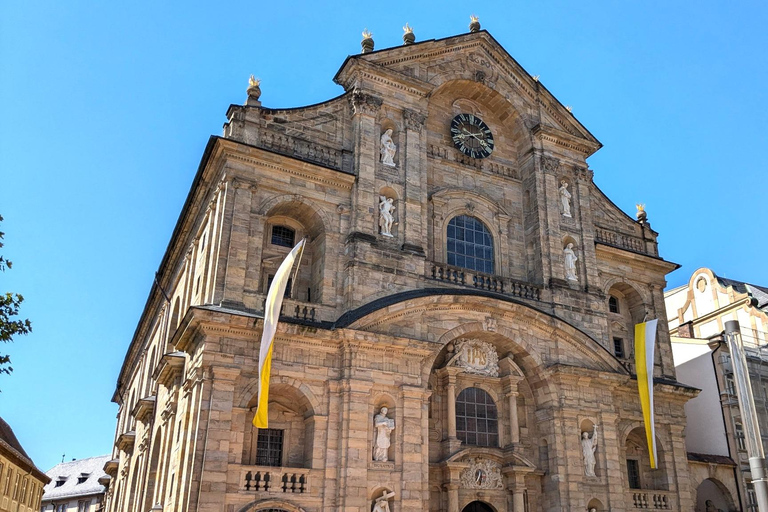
264,472,270,491
460,270,465,284
302,306,308,319
290,474,297,492
282,473,289,492
244,471,252,491
310,307,315,321
294,304,300,317
299,474,306,493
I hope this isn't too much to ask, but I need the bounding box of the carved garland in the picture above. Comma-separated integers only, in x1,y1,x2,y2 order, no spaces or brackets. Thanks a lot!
460,458,504,489
454,339,499,377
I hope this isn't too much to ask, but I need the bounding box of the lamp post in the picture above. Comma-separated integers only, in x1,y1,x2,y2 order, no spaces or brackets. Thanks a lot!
724,320,768,511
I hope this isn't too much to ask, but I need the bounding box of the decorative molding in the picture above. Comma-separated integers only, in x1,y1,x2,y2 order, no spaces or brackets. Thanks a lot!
350,89,383,116
542,156,560,174
403,109,427,132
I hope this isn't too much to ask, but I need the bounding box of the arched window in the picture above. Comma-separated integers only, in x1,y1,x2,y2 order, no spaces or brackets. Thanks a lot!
271,225,295,248
609,295,620,313
456,387,498,447
446,216,494,274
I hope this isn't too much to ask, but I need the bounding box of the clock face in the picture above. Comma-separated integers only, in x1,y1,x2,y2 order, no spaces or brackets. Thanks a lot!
450,113,494,159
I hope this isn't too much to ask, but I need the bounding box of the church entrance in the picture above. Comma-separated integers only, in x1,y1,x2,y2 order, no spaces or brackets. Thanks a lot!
462,501,494,512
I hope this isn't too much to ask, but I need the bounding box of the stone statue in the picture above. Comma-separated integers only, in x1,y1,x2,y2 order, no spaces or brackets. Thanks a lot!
379,196,395,237
589,509,596,512
373,490,395,512
559,180,572,217
564,243,578,282
373,407,395,461
582,425,598,477
380,129,397,166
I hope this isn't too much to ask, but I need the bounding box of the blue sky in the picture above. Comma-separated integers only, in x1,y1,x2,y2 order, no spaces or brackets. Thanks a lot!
1,1,767,472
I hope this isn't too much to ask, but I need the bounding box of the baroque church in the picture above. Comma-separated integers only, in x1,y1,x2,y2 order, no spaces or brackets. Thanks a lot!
104,22,695,512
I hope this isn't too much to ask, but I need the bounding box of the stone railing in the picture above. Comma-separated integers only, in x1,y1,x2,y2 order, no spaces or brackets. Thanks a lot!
259,297,334,324
429,263,541,301
259,131,343,170
595,227,653,255
627,490,674,509
240,466,314,494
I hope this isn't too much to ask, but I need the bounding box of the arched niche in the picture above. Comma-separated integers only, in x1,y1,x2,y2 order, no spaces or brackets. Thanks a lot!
242,383,316,469
259,198,327,304
695,478,735,512
623,426,669,491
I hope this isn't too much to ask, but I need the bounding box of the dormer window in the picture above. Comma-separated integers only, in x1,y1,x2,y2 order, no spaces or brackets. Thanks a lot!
55,477,67,487
609,295,620,313
271,225,295,248
77,473,90,484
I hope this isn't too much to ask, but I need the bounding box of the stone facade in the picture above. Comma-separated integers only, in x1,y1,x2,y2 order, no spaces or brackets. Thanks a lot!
105,29,694,512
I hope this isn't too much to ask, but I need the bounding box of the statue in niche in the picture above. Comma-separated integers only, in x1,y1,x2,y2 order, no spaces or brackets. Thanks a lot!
373,407,395,461
380,129,397,167
372,490,395,512
564,243,578,282
582,425,598,477
559,180,572,217
379,196,395,237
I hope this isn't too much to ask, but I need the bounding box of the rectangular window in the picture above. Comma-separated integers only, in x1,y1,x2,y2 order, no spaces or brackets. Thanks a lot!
725,375,736,395
3,468,11,495
12,473,20,500
627,459,641,489
78,499,90,512
613,337,625,358
255,428,284,467
736,423,747,451
20,477,27,503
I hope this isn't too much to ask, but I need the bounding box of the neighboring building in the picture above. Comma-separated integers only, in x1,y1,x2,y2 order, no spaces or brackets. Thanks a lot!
667,267,768,511
0,417,49,512
41,455,110,512
106,24,696,512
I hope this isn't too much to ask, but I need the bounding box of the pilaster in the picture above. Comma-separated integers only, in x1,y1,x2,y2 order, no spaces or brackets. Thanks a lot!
402,108,427,254
349,89,383,237
221,180,256,306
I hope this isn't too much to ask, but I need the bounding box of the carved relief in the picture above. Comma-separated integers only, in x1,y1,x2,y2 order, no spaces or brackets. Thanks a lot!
403,109,426,132
454,339,499,377
460,458,503,489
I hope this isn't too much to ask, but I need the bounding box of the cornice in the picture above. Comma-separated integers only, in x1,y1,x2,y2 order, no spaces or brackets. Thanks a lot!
225,150,354,190
532,124,601,157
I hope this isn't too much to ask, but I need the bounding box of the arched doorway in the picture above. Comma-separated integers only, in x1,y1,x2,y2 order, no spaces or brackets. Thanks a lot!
462,501,494,512
695,478,735,512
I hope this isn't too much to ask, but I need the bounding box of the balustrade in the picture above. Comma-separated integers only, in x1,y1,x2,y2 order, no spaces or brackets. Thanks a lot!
595,227,650,255
627,490,673,509
241,466,312,494
430,263,540,301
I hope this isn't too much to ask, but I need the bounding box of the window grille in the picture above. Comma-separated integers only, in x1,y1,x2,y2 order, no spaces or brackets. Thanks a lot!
609,296,620,313
627,459,641,489
271,226,295,248
613,337,625,358
456,387,498,447
256,428,284,467
446,215,494,274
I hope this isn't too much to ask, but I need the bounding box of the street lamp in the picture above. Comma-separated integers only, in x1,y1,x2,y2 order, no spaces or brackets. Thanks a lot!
724,320,768,511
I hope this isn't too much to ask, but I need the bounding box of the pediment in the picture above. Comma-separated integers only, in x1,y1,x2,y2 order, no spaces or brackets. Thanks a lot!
334,31,600,152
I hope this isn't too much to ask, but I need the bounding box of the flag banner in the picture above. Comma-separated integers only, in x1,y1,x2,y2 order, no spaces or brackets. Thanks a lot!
635,319,659,468
253,238,306,428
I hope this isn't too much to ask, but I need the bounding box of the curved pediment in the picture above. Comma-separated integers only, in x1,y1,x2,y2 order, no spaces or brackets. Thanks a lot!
334,30,600,154
336,289,627,375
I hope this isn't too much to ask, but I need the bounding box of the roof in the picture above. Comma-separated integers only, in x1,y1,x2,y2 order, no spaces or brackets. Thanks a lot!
714,273,768,310
687,452,736,466
42,455,111,502
0,417,49,483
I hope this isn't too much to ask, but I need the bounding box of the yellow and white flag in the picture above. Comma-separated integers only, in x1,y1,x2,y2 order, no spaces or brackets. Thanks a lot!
253,238,306,428
635,319,659,468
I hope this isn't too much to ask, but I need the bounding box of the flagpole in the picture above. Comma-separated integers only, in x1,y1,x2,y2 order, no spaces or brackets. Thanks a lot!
725,320,768,511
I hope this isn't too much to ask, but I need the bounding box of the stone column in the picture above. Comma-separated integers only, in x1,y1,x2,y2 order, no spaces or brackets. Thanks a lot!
508,391,520,444
221,179,256,307
349,89,382,236
402,109,427,254
336,376,373,511
446,483,460,512
195,365,241,512
447,377,457,439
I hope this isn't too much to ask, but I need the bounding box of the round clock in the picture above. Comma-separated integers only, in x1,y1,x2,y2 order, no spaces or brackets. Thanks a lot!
450,113,494,159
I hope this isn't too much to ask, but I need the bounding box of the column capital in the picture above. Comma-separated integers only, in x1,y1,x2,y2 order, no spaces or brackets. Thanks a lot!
403,108,427,132
350,89,382,116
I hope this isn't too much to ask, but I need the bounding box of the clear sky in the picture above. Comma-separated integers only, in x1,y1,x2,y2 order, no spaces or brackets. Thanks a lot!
1,1,767,472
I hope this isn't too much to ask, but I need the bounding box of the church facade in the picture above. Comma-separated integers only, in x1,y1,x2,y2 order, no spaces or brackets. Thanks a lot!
104,26,694,512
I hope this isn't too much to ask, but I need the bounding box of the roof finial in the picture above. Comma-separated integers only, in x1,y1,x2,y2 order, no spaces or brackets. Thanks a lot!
361,29,374,53
469,15,481,33
246,75,261,107
403,23,415,45
636,203,648,224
